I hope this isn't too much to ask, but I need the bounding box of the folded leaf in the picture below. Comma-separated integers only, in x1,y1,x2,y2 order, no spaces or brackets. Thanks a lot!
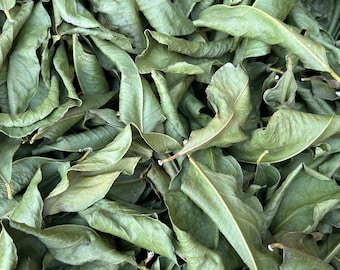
9,220,136,266
135,0,195,36
271,166,340,234
7,2,51,113
79,199,178,262
91,37,145,131
163,63,251,162
229,109,340,164
0,2,33,69
194,5,340,81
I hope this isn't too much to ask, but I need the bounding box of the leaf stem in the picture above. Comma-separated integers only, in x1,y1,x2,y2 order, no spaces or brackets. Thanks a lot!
329,69,340,83
0,172,13,199
4,9,13,22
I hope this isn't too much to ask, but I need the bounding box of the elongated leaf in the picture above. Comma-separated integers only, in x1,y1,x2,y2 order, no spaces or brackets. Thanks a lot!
135,0,195,36
181,157,279,270
151,70,187,139
9,220,136,267
0,2,33,69
73,35,109,95
91,37,144,130
163,63,251,162
32,125,120,154
0,221,17,270
194,5,340,81
89,0,146,49
0,134,20,199
10,169,43,228
33,91,115,141
7,2,51,113
165,191,223,269
229,109,340,164
79,199,178,262
136,31,217,75
149,30,233,58
141,77,166,132
53,43,81,103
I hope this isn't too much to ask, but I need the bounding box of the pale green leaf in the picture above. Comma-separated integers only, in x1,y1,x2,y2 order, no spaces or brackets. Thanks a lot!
149,30,233,58
0,2,33,69
151,70,187,139
79,199,178,262
0,221,17,270
89,0,146,49
0,134,20,199
73,35,109,95
194,5,340,81
32,125,121,154
9,220,136,267
0,0,15,11
271,165,340,234
165,191,223,269
7,2,51,113
43,157,139,215
181,157,280,270
229,109,340,164
52,0,101,28
91,37,144,130
10,169,43,228
164,63,251,162
135,0,195,36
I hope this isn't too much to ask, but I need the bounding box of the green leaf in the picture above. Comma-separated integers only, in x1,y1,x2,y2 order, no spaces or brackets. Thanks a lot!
263,56,297,109
279,245,334,270
33,91,115,141
79,199,178,262
89,0,146,49
163,63,251,162
43,126,138,215
151,70,187,139
0,221,17,270
52,0,101,28
271,165,340,234
32,125,121,155
0,2,33,69
135,0,195,36
91,37,145,130
53,43,81,104
73,35,109,95
0,0,15,11
0,134,20,199
149,30,233,58
181,157,280,270
194,5,340,82
10,169,43,228
165,191,223,269
136,31,217,75
9,220,136,267
7,2,51,113
229,109,340,164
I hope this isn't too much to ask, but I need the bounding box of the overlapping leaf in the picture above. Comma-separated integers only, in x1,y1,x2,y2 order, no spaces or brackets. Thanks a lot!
194,4,340,81
163,63,251,162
